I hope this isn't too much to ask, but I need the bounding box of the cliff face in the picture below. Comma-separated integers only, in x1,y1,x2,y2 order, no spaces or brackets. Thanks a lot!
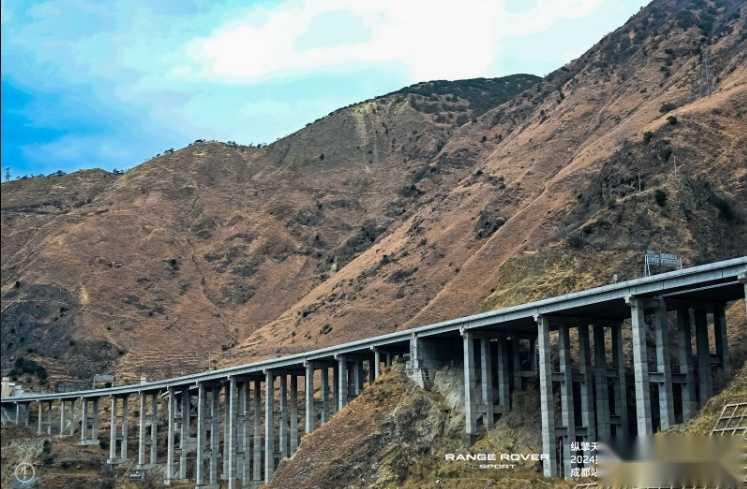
2,0,746,384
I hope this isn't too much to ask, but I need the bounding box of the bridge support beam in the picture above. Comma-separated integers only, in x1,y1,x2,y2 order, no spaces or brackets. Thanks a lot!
149,393,158,465
593,325,610,442
578,324,595,443
337,355,348,412
654,300,675,430
252,379,262,484
611,324,628,443
195,383,206,486
60,399,75,438
211,385,221,487
353,361,363,396
165,389,175,483
559,324,576,478
227,376,237,489
290,375,299,453
305,363,315,434
109,397,118,464
496,336,510,411
713,303,729,381
536,316,557,477
279,375,289,459
462,331,477,435
138,393,146,469
694,308,712,405
264,371,275,485
320,368,329,424
480,338,494,429
238,381,249,484
373,348,381,379
178,389,189,480
629,298,652,438
677,308,696,422
121,396,129,461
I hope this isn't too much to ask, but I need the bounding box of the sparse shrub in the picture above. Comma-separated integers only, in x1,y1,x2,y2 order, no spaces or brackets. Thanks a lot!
643,131,654,144
667,115,678,125
567,234,584,249
659,102,677,113
710,193,738,222
676,10,696,30
9,357,48,382
655,189,668,207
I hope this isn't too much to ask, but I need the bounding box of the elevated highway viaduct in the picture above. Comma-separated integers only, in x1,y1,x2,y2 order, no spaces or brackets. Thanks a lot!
3,256,746,484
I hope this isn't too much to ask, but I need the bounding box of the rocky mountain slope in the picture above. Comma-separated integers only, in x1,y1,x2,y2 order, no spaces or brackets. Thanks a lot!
2,0,746,384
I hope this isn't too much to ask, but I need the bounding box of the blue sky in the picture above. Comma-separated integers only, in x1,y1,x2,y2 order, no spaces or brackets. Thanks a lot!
0,0,649,179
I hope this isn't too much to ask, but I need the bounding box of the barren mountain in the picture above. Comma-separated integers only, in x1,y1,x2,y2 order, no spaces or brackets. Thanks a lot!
2,0,746,384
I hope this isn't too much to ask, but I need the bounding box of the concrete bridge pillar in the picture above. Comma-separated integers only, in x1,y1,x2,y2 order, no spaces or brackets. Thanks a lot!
149,393,158,465
264,371,275,485
195,382,206,486
593,325,610,442
305,363,315,434
290,374,299,453
109,397,118,464
178,389,189,480
252,379,262,484
165,388,175,483
337,355,349,412
511,336,522,391
46,401,52,435
479,338,494,429
210,385,221,487
320,367,329,424
654,300,675,430
367,357,375,385
353,361,363,396
558,324,576,478
611,324,629,443
80,397,99,445
279,375,289,459
37,401,43,435
58,399,67,437
536,315,558,477
577,324,595,443
462,330,477,435
137,392,146,468
373,348,381,379
238,381,249,483
332,365,340,414
629,297,652,438
676,308,696,422
227,376,237,489
694,308,712,405
121,395,129,461
713,303,730,381
496,336,510,411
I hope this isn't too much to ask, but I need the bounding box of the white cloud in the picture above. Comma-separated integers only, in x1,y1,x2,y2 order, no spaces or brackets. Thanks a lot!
189,0,604,83
2,0,614,173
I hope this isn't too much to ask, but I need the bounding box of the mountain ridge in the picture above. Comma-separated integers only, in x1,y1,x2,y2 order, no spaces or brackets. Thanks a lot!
1,0,745,384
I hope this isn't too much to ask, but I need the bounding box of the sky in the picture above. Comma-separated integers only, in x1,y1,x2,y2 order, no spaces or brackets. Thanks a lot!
0,0,649,179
